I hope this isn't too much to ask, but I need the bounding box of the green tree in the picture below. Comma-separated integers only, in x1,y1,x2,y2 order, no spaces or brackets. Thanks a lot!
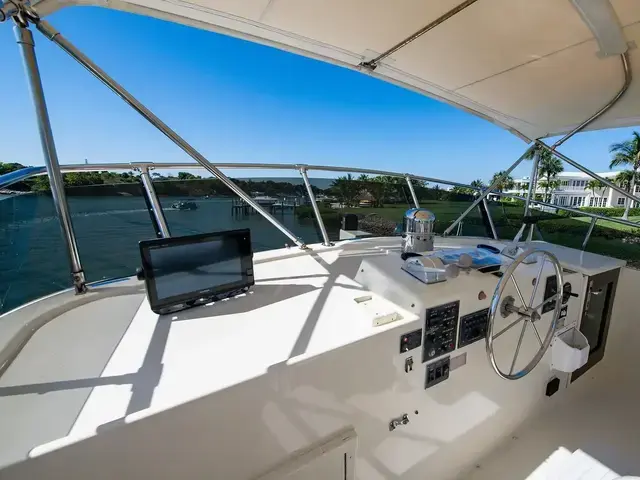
30,175,51,192
614,170,634,190
469,179,484,196
0,162,26,175
586,179,606,196
450,186,470,194
490,171,515,192
367,177,389,207
330,174,360,207
524,144,563,202
177,172,201,180
609,131,640,219
538,179,560,202
538,156,563,203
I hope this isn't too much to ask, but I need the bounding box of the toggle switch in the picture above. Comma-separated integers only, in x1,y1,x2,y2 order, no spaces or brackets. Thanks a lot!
404,356,414,373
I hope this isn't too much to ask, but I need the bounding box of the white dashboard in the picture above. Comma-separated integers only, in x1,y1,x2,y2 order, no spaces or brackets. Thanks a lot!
355,247,586,386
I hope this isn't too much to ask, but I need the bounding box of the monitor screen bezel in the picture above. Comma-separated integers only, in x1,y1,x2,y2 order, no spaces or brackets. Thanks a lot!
139,229,254,313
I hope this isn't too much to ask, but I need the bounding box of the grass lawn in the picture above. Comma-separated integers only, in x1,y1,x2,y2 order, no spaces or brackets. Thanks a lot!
333,201,639,265
340,201,514,222
340,205,407,221
573,216,640,232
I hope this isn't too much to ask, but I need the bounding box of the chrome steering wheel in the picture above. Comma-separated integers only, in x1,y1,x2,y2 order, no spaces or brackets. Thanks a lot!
486,249,563,380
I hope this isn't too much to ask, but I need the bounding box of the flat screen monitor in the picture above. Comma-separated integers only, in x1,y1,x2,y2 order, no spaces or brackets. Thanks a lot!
139,229,254,314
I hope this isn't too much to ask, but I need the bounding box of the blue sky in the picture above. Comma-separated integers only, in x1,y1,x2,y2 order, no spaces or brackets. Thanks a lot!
1,6,637,183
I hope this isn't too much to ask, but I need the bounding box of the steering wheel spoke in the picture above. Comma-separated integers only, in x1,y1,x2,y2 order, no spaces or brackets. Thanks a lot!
511,276,527,308
531,321,544,347
486,249,563,380
531,293,558,312
529,255,546,307
509,319,528,375
493,315,525,340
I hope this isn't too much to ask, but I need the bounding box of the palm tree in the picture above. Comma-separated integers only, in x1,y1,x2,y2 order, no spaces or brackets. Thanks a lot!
367,176,388,207
586,179,606,197
609,131,640,219
538,156,563,203
524,144,564,202
470,179,485,197
614,170,634,191
490,171,514,192
330,174,360,207
357,174,370,191
451,186,473,195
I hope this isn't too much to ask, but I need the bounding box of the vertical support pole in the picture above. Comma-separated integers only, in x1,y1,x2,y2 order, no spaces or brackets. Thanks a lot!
582,217,597,250
524,149,540,217
526,224,535,243
482,198,498,239
300,167,332,246
15,24,86,293
406,176,420,208
140,167,170,238
444,145,534,236
35,20,306,249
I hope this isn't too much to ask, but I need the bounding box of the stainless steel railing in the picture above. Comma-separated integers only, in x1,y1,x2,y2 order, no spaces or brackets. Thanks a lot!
1,159,638,246
3,8,637,297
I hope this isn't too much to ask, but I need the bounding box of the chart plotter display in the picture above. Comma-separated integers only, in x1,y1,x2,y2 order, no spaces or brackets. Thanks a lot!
140,229,254,314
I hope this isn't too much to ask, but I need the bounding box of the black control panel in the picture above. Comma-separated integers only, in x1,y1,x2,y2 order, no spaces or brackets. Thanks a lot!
423,301,459,362
543,276,574,314
459,308,489,347
542,275,557,314
399,329,422,353
425,356,450,389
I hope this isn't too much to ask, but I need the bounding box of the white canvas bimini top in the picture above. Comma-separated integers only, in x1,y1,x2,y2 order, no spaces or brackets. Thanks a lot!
30,0,640,141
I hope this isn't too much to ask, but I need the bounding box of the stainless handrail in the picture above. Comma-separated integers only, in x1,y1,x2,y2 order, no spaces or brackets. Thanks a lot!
14,24,86,293
2,161,638,229
0,165,46,189
536,140,640,206
406,176,420,208
482,198,498,240
498,191,640,229
523,150,540,217
1,159,638,300
582,217,598,250
139,166,170,238
448,49,635,237
443,144,535,236
35,19,306,249
299,167,331,246
551,53,632,150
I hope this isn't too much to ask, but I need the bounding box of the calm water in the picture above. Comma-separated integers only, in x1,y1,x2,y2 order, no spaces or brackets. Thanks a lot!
0,194,323,313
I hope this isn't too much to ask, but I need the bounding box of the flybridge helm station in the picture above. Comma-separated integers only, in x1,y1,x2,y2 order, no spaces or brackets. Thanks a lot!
0,2,640,479
1,0,640,298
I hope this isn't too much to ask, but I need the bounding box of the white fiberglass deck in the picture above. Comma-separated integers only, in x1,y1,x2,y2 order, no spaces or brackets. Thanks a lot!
0,236,419,468
0,236,636,479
